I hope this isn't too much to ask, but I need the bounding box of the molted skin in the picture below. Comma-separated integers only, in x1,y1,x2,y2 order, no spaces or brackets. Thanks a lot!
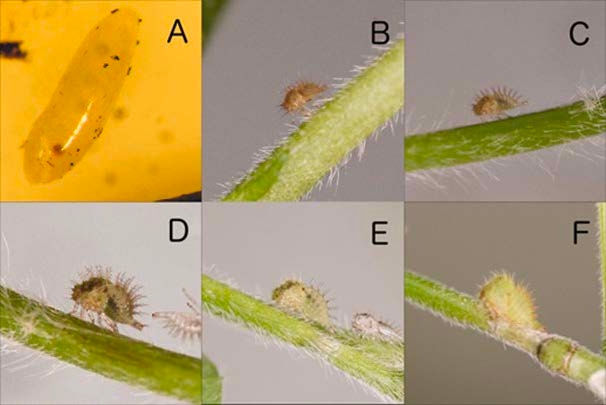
23,8,139,184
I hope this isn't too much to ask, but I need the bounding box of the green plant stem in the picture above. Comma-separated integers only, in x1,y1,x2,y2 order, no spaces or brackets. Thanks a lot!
405,96,606,172
599,202,606,356
202,353,222,404
405,271,606,401
405,270,490,331
222,39,404,201
202,274,404,402
0,286,201,404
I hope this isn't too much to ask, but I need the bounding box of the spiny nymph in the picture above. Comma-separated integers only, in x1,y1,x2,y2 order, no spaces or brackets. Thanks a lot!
472,86,527,119
280,81,328,115
272,279,331,327
70,266,145,333
479,273,544,331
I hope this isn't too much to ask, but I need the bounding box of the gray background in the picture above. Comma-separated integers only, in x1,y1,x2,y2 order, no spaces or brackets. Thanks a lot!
203,0,404,201
202,203,404,403
405,1,606,201
0,204,201,405
405,203,603,404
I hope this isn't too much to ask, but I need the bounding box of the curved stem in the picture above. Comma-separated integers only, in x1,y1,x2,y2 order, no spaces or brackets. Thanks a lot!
202,274,404,402
0,286,201,404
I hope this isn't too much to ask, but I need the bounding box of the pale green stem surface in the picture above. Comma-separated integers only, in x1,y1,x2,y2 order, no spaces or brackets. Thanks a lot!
0,286,201,404
202,275,404,402
222,39,404,201
599,202,606,356
405,96,606,172
405,270,490,331
405,271,606,400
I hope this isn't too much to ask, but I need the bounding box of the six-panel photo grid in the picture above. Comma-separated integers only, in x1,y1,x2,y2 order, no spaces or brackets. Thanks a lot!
0,1,605,404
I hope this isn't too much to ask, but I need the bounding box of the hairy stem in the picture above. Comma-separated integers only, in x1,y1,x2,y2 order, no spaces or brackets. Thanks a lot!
405,270,491,332
0,286,201,404
222,39,404,201
405,96,606,172
202,274,404,402
405,271,606,401
599,202,606,356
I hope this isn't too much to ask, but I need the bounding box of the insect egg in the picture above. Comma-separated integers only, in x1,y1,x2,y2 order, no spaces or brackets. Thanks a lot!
280,81,328,115
472,86,527,119
23,8,140,183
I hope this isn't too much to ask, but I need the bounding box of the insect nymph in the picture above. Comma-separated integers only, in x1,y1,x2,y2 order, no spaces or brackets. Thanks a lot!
70,266,145,333
280,81,328,116
472,87,527,119
272,279,331,327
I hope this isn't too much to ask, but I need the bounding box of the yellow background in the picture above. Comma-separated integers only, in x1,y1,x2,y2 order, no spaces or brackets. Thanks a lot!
1,0,202,201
